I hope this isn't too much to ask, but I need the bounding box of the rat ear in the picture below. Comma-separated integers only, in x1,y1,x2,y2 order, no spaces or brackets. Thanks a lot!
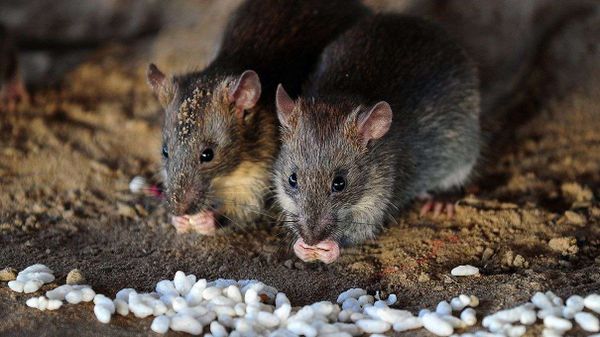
357,101,393,143
276,84,295,128
147,63,175,108
228,70,261,115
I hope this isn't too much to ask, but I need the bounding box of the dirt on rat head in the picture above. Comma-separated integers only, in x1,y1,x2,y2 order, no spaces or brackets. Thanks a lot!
1,0,599,336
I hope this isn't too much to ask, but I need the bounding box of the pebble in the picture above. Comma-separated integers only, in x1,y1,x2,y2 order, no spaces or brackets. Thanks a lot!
66,269,85,285
451,265,480,277
0,267,17,281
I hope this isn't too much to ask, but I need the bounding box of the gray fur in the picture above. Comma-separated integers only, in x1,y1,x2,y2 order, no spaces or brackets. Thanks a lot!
274,14,481,245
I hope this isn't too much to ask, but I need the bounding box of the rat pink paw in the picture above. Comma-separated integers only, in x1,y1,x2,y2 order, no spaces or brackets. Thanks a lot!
171,215,192,233
419,198,455,218
293,238,340,264
187,211,216,236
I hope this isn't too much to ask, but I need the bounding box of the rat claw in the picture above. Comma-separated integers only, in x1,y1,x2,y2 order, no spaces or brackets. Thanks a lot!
433,202,444,217
446,203,455,217
419,200,434,216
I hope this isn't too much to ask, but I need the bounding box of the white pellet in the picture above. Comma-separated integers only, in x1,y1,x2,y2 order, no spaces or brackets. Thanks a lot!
506,325,526,337
115,288,136,302
542,328,562,337
545,291,563,307
47,299,62,310
461,308,477,326
257,311,280,328
441,314,466,329
287,321,317,337
386,294,398,306
320,333,351,337
423,313,454,336
129,176,148,194
8,280,24,292
174,271,193,296
451,297,466,311
275,292,290,308
392,317,423,332
418,309,431,318
94,304,112,323
114,298,129,316
584,294,600,313
562,306,577,319
226,285,243,303
574,312,600,332
151,315,170,334
565,295,584,311
349,312,365,322
543,315,573,331
45,285,72,300
337,288,367,304
21,264,53,274
65,290,83,304
358,295,374,306
80,287,96,302
170,314,204,335
519,309,537,325
436,301,452,315
355,319,391,333
26,297,39,308
210,321,228,337
451,265,480,276
532,292,554,310
23,280,44,293
38,296,48,310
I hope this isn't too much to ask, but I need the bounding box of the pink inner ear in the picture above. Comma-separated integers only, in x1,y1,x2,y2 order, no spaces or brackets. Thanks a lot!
276,84,295,128
358,101,393,142
229,70,261,111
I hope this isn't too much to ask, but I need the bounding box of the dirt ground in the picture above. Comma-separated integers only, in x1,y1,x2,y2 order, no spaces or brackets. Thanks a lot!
1,1,599,336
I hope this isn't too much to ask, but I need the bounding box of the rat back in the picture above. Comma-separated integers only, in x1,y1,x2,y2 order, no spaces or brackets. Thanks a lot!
307,14,481,204
209,0,371,100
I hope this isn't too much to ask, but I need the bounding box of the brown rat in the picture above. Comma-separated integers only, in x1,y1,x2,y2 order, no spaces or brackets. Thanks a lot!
274,14,480,263
147,0,369,234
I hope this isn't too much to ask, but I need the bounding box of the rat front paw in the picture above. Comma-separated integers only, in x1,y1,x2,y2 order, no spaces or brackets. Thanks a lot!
171,215,192,233
293,238,340,264
418,195,456,218
187,211,217,236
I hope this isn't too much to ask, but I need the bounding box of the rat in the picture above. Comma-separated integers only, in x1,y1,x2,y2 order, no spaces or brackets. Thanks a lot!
147,0,369,234
0,25,28,112
274,14,480,263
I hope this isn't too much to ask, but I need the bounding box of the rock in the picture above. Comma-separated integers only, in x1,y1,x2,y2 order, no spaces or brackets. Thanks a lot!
481,247,495,262
513,254,529,268
548,237,579,255
561,183,593,204
0,267,17,281
66,269,85,285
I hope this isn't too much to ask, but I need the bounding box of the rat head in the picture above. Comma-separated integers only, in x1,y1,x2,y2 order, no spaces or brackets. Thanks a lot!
274,85,393,249
147,64,261,216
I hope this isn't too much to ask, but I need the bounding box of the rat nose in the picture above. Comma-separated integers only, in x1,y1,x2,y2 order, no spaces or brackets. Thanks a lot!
171,188,203,215
299,217,332,246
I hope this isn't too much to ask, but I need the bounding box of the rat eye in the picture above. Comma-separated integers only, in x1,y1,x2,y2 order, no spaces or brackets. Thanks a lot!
332,176,346,192
201,148,214,163
288,173,298,188
162,144,168,159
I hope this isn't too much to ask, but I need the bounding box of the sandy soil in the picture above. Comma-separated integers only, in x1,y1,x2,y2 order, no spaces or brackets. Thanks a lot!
1,1,599,336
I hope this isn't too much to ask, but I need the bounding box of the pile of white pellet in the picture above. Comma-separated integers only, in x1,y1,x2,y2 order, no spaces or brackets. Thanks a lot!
2,264,600,337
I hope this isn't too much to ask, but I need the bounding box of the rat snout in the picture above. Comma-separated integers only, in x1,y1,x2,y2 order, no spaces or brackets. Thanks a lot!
170,187,205,216
299,216,334,246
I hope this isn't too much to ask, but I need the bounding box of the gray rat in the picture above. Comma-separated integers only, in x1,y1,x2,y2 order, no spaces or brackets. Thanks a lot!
147,0,369,234
274,14,480,263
